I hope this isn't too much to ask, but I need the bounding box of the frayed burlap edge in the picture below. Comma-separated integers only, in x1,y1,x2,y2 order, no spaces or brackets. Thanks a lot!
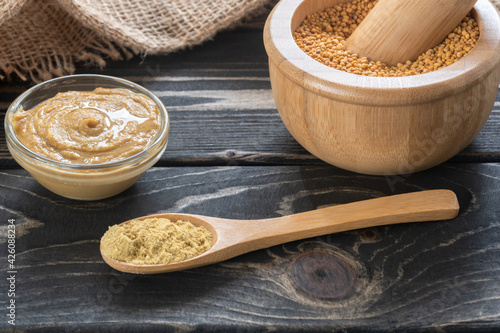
58,0,273,55
0,0,276,83
0,0,129,83
0,0,498,83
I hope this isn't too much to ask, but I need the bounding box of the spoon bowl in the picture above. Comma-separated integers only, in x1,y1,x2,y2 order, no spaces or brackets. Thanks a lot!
101,190,459,274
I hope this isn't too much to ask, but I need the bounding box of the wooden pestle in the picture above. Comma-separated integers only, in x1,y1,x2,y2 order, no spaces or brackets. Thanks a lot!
345,0,478,66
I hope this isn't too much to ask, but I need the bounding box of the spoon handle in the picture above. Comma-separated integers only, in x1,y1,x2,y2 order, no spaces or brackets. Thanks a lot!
234,190,459,251
102,190,459,274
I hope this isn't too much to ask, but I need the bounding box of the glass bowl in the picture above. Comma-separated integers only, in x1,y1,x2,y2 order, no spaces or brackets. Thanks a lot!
4,74,169,200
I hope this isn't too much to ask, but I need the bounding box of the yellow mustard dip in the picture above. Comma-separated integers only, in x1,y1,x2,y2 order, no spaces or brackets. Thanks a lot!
11,88,160,164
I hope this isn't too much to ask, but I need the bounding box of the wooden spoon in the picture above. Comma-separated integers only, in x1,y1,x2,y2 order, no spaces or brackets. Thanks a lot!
345,0,477,66
101,190,459,274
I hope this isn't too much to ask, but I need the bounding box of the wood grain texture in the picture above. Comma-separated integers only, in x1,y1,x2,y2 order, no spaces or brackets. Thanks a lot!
1,163,499,331
0,28,499,169
0,16,499,331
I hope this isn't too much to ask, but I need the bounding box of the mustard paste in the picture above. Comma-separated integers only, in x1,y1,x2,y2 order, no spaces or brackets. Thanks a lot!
11,88,160,164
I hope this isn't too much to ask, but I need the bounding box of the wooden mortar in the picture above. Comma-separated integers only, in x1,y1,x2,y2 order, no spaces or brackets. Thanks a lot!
263,0,500,175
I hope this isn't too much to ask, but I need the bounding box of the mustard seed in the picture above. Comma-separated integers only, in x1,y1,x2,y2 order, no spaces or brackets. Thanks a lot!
293,0,479,77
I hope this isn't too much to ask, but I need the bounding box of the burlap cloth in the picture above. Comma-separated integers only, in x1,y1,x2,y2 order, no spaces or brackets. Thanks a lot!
0,0,498,83
0,0,275,82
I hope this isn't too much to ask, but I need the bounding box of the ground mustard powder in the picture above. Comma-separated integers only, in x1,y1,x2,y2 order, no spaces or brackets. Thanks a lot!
101,217,212,265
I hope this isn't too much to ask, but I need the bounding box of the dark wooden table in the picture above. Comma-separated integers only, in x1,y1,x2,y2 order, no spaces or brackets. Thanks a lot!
1,22,500,332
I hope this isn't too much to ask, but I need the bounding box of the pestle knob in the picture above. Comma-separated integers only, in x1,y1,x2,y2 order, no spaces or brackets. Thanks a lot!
345,0,478,66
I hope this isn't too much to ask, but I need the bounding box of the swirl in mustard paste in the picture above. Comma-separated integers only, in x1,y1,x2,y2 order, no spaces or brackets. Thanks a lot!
12,88,160,164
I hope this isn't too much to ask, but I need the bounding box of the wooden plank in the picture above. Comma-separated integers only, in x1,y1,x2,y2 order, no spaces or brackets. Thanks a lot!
1,28,499,168
1,163,499,331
